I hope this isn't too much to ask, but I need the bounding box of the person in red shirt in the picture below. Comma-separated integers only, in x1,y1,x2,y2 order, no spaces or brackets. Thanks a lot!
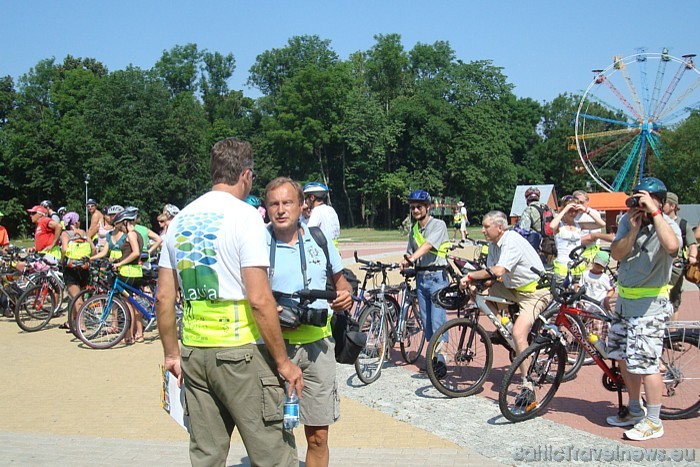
27,205,62,255
0,211,9,253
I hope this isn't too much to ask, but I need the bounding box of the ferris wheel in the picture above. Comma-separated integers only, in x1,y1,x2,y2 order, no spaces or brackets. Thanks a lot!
572,48,700,192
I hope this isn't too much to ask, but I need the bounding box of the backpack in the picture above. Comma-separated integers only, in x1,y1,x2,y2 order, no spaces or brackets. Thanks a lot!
534,204,557,256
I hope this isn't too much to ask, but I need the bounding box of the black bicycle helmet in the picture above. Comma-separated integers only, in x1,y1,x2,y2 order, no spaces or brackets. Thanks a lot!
407,190,432,204
40,200,53,209
431,284,469,310
632,177,667,201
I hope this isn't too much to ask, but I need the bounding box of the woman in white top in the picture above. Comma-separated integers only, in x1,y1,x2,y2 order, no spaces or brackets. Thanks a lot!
550,195,603,277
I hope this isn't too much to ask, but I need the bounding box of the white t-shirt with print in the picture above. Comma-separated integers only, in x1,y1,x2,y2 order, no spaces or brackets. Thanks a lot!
159,190,269,302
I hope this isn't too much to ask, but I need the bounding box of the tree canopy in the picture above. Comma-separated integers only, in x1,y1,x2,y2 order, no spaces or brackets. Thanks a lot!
1,37,698,236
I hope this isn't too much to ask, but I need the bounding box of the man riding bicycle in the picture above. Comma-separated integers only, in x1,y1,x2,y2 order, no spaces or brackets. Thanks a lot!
459,210,550,405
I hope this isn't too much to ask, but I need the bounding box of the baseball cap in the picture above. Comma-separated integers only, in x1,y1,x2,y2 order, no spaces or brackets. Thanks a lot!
457,201,465,207
593,251,610,267
666,192,679,206
27,205,48,215
86,198,98,206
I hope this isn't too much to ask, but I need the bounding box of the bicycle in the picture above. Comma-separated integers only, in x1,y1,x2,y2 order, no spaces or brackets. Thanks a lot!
349,252,401,321
0,247,32,318
498,266,700,422
14,254,66,332
65,259,112,336
424,241,584,398
353,254,425,384
75,270,160,349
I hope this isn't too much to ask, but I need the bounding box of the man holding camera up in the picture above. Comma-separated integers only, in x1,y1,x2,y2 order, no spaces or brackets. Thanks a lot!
265,177,353,467
609,177,681,441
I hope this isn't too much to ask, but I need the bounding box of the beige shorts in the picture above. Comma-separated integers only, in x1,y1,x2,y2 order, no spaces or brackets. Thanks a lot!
488,282,551,326
287,337,340,426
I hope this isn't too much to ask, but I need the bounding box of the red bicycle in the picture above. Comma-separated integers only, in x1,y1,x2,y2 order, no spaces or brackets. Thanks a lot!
498,263,700,422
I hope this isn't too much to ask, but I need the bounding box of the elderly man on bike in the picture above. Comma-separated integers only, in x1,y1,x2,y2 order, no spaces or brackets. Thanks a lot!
608,177,681,441
459,210,550,405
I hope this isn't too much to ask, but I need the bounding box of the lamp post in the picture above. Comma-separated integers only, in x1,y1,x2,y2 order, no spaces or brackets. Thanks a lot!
84,173,90,225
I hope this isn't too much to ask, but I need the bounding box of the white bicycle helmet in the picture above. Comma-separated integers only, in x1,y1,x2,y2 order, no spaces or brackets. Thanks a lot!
107,205,124,216
163,203,180,217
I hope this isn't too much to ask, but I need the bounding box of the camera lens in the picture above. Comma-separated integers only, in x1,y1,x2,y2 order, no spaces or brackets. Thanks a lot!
625,197,640,208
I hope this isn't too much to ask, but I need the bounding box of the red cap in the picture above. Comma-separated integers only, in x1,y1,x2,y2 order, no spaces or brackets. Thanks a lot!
27,205,48,215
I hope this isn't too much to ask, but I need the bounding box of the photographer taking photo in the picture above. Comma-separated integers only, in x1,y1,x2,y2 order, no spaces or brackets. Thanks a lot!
265,177,353,467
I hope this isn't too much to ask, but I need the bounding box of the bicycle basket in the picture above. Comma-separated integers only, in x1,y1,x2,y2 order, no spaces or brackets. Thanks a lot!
432,284,469,310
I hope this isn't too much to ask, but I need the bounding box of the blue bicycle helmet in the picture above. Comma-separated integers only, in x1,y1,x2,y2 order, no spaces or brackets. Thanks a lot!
407,190,432,204
632,177,667,201
244,195,262,208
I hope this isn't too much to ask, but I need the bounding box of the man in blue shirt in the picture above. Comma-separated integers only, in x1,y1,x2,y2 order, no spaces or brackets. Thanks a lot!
265,177,353,467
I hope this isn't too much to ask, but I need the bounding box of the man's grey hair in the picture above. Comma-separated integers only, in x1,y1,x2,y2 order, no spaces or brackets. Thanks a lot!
572,190,589,201
484,210,508,228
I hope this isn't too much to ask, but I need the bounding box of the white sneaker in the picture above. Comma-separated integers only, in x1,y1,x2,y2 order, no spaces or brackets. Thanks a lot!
624,417,664,441
606,406,646,427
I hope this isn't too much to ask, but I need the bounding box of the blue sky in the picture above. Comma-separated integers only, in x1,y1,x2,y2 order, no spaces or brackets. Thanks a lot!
2,1,697,103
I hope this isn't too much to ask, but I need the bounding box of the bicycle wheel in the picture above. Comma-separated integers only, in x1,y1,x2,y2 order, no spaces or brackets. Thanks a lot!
75,295,130,349
14,284,56,332
531,306,586,382
426,317,492,398
499,337,567,422
399,303,425,364
354,304,388,385
660,332,700,420
66,288,97,337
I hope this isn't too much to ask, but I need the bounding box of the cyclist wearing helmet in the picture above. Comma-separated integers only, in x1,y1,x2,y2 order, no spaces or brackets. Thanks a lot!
303,182,340,244
40,200,61,224
607,177,681,441
161,204,180,235
27,205,62,260
111,207,145,343
401,190,450,370
0,211,9,254
129,207,162,262
517,187,547,233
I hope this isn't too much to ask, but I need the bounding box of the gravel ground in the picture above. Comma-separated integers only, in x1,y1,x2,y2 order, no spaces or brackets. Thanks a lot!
336,361,697,466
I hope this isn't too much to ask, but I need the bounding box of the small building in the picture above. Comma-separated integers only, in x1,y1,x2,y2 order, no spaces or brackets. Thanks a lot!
587,192,629,233
509,184,558,225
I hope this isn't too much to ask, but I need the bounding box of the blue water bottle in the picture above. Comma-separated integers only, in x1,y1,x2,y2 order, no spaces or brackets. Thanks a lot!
283,385,299,430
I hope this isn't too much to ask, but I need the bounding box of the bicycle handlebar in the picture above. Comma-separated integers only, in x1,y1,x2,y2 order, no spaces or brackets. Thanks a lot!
296,289,338,302
353,251,399,271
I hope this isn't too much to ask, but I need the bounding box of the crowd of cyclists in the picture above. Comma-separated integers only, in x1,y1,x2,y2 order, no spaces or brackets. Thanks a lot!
2,172,699,453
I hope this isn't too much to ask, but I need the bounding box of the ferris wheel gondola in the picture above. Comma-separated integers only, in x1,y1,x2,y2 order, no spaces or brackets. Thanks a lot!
572,49,700,192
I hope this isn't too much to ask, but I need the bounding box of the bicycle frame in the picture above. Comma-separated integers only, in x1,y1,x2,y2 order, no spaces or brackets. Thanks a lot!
551,303,627,410
104,276,157,323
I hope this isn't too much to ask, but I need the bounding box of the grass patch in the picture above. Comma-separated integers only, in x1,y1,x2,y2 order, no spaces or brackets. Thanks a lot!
338,226,484,243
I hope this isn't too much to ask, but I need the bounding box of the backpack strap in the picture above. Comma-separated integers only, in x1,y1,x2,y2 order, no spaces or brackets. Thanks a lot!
267,225,309,287
680,218,688,250
308,226,334,288
534,203,551,234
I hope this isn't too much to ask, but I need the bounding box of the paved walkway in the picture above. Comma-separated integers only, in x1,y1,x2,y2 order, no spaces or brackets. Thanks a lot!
0,241,698,466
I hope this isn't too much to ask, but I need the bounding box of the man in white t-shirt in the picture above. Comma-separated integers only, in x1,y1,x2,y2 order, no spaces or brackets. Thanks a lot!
156,138,303,467
458,201,469,241
303,182,340,243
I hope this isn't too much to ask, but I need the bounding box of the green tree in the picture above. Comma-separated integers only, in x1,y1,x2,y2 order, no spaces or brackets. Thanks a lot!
153,43,202,96
657,111,700,203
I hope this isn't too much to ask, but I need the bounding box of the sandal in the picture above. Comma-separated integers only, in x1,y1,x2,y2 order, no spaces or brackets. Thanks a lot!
100,326,119,335
58,322,70,330
134,334,144,343
124,337,134,345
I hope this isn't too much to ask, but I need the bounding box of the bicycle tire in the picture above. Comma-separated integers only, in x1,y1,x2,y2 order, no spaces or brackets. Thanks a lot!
399,302,425,364
426,317,492,398
14,284,56,332
499,337,567,422
660,332,700,420
75,295,131,349
66,288,98,337
354,304,388,385
531,306,586,382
